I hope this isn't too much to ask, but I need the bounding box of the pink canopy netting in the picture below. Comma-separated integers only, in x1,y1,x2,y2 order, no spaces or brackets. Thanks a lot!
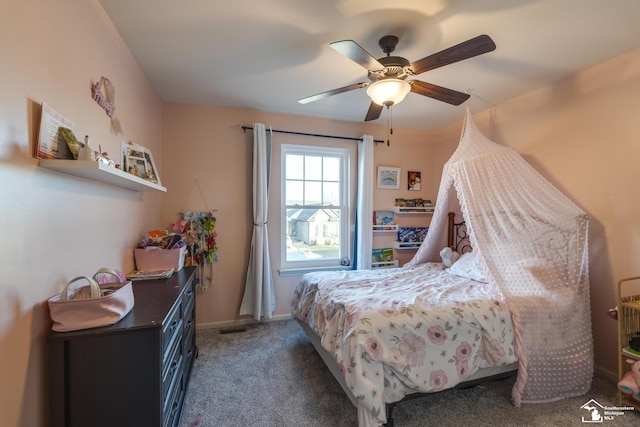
409,108,593,405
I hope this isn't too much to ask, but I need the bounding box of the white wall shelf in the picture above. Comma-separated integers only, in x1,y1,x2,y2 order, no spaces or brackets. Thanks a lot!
393,241,422,250
373,224,398,232
394,206,434,214
38,159,167,192
372,260,398,269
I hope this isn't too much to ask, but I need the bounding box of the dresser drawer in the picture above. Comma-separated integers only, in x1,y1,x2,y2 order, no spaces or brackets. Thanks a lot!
183,299,195,342
162,335,183,405
183,322,196,370
182,284,195,313
162,301,183,361
163,371,186,427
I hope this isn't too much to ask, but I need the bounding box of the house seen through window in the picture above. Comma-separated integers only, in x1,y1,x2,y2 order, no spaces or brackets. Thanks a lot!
282,144,349,269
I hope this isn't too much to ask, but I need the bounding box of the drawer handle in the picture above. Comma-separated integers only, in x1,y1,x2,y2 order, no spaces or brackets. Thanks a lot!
169,360,179,376
169,319,178,332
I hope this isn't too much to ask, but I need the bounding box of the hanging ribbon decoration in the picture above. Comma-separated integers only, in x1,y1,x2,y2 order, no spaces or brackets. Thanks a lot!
92,77,123,135
173,211,218,293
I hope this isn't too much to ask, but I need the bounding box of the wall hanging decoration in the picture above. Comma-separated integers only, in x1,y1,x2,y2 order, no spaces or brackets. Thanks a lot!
173,210,217,292
408,170,421,191
92,76,123,135
377,166,401,189
173,179,218,292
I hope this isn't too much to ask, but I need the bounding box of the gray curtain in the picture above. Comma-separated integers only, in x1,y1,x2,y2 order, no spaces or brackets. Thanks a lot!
239,123,275,320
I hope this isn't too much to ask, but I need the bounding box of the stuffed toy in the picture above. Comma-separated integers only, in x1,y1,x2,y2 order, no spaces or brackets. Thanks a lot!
618,358,640,401
440,246,461,268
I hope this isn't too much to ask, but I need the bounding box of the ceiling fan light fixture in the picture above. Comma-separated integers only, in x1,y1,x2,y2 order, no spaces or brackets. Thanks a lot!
366,79,411,107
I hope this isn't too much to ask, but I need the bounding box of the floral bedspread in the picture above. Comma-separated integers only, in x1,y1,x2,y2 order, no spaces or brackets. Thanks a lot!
291,263,516,427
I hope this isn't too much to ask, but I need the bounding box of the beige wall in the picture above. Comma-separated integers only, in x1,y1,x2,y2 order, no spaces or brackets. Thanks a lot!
0,1,163,426
429,47,640,377
160,105,437,325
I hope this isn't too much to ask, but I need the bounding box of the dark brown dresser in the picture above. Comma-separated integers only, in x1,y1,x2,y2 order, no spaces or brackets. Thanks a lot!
48,266,197,427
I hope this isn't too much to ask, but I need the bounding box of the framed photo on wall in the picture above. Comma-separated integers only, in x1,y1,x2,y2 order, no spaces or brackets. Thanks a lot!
377,166,401,190
408,171,421,191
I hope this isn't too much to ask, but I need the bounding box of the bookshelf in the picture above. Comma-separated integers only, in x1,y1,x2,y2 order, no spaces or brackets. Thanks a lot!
617,276,640,411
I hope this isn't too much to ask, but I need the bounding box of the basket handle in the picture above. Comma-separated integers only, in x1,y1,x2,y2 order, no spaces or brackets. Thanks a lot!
59,276,101,301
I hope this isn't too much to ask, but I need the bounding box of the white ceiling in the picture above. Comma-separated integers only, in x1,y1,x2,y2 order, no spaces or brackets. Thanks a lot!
99,0,640,130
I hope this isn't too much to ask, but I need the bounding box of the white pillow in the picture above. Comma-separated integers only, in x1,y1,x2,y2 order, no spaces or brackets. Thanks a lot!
446,252,487,283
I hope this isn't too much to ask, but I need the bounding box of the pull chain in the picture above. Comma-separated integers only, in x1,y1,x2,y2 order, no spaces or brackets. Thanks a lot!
386,105,393,146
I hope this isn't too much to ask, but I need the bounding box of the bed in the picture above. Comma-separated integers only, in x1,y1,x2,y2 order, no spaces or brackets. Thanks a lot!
291,214,518,427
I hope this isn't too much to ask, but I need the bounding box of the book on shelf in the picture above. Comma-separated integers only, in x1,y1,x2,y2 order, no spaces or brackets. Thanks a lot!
373,210,395,225
623,346,640,358
397,198,431,208
397,227,429,243
394,198,434,212
126,268,175,281
372,248,394,263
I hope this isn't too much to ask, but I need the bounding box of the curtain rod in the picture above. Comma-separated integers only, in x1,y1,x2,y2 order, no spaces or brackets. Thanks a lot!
240,126,385,144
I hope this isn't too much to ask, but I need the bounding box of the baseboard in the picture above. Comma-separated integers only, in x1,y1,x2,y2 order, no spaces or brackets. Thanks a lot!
594,365,617,382
196,313,292,331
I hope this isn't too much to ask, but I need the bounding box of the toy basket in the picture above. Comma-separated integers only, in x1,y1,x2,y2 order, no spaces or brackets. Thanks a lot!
48,268,134,332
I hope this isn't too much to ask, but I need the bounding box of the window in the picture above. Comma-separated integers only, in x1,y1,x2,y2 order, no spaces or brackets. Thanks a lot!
281,144,350,270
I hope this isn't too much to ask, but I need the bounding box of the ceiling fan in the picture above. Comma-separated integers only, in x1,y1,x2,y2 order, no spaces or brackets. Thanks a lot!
298,34,496,122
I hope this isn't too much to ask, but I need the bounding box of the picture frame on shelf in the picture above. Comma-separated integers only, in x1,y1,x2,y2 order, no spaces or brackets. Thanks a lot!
408,171,421,191
377,166,400,189
121,141,161,185
127,156,148,179
121,141,143,164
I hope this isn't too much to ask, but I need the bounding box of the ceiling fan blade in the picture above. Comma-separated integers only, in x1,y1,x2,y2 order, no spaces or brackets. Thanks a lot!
298,82,369,104
364,102,383,122
410,80,470,106
410,34,496,75
330,40,384,71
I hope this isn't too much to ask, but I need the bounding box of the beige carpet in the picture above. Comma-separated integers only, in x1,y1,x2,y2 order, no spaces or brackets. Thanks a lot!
180,320,638,427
